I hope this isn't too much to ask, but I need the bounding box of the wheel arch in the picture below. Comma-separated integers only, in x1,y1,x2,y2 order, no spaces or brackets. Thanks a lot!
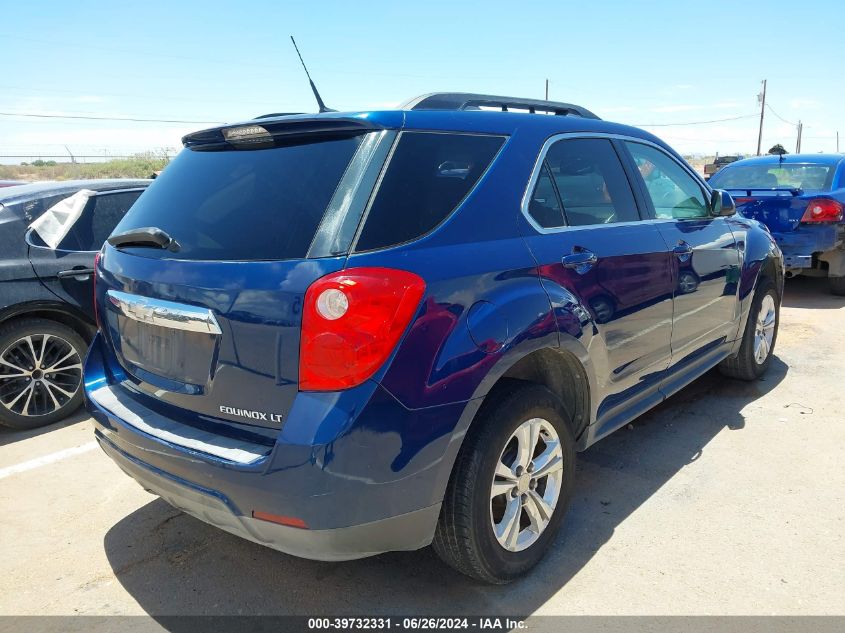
428,336,595,509
484,347,592,440
0,301,96,344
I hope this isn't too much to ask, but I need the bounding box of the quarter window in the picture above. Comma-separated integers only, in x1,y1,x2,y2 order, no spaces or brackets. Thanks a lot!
527,164,565,228
354,132,504,251
542,138,640,226
625,142,709,219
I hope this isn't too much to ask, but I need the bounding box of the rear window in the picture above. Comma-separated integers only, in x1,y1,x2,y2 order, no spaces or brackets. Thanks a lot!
354,132,504,251
710,163,835,191
544,138,640,226
112,134,364,260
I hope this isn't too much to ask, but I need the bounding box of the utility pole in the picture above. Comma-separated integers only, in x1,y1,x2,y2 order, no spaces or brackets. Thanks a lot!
756,79,767,156
796,121,803,153
544,79,549,101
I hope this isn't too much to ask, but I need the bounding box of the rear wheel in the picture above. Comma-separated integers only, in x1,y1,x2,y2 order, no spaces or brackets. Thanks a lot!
718,278,779,381
0,319,86,430
829,275,845,296
433,384,576,583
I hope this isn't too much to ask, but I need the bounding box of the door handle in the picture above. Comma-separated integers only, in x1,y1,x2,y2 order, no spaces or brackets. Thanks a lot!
562,248,598,273
672,241,693,262
57,268,94,279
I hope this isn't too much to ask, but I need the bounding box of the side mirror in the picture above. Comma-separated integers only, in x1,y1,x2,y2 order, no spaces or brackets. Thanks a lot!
711,189,736,217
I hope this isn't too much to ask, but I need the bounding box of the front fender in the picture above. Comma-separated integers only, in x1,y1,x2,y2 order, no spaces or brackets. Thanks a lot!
730,216,784,351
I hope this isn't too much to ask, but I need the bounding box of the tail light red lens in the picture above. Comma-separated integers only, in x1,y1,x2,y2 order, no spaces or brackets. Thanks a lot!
801,198,843,223
93,251,102,330
299,267,426,391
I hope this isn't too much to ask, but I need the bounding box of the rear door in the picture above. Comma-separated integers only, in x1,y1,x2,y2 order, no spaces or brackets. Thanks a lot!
521,136,675,431
621,141,741,371
27,189,144,320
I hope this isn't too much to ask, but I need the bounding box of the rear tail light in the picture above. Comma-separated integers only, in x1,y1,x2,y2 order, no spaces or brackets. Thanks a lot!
299,267,426,391
801,198,843,223
93,251,102,330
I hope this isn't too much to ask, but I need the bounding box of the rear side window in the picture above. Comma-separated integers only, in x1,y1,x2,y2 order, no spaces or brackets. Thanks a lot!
527,164,565,229
59,190,143,251
112,134,364,261
354,132,504,251
544,138,639,226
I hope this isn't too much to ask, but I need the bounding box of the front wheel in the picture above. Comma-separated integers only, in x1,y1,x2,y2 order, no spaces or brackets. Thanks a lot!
433,384,576,583
718,278,779,381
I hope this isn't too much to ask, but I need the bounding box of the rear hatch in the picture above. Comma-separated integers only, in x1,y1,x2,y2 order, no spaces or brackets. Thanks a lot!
95,119,395,430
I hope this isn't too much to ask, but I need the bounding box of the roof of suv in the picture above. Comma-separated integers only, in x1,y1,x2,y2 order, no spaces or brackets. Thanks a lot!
0,179,151,206
186,93,672,155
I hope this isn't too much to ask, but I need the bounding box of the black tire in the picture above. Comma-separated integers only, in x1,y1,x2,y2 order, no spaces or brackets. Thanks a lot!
0,318,87,430
829,275,845,296
718,278,779,381
433,383,577,584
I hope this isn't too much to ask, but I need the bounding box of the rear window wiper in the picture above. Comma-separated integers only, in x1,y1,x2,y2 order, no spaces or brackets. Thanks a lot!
107,227,180,252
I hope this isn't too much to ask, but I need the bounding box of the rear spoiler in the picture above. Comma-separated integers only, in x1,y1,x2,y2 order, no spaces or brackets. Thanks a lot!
182,117,387,148
725,187,803,197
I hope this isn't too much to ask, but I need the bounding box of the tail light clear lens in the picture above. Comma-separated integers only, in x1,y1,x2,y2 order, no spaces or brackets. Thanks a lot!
93,251,102,330
299,267,426,391
800,198,843,223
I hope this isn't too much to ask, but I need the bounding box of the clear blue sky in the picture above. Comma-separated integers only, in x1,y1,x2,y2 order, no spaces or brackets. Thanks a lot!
2,0,842,162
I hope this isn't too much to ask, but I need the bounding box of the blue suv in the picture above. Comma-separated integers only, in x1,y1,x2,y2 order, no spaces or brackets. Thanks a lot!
84,93,783,583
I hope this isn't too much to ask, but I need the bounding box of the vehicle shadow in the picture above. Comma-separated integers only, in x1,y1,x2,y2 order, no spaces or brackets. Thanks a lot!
782,276,845,310
103,357,787,622
0,408,89,447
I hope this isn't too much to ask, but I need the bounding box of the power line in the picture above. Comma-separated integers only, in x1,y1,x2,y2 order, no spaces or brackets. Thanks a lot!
633,114,759,127
0,155,146,159
765,103,798,127
0,84,290,107
0,112,222,124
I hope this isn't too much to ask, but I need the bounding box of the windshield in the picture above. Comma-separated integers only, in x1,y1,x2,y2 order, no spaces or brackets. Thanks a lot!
710,163,835,192
112,133,365,261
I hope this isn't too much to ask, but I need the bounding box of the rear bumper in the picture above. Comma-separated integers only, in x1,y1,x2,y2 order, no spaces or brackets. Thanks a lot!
772,225,842,270
97,433,439,561
85,334,464,560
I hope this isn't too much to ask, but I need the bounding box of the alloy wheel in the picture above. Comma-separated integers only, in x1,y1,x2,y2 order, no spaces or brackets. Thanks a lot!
490,417,564,552
0,334,82,417
753,294,776,365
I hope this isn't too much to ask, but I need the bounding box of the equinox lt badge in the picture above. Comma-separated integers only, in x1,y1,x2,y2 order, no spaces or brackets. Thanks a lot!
219,405,283,423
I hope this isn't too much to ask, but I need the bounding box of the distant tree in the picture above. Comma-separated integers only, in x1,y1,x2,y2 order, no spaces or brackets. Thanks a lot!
768,144,788,155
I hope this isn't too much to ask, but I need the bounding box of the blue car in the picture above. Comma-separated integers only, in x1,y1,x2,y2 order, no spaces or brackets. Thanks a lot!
709,153,845,295
84,93,783,583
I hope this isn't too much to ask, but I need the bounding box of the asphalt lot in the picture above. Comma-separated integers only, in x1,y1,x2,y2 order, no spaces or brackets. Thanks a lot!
1,277,843,619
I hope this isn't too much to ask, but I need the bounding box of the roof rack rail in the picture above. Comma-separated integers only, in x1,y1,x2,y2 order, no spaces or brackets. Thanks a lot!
401,92,600,120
